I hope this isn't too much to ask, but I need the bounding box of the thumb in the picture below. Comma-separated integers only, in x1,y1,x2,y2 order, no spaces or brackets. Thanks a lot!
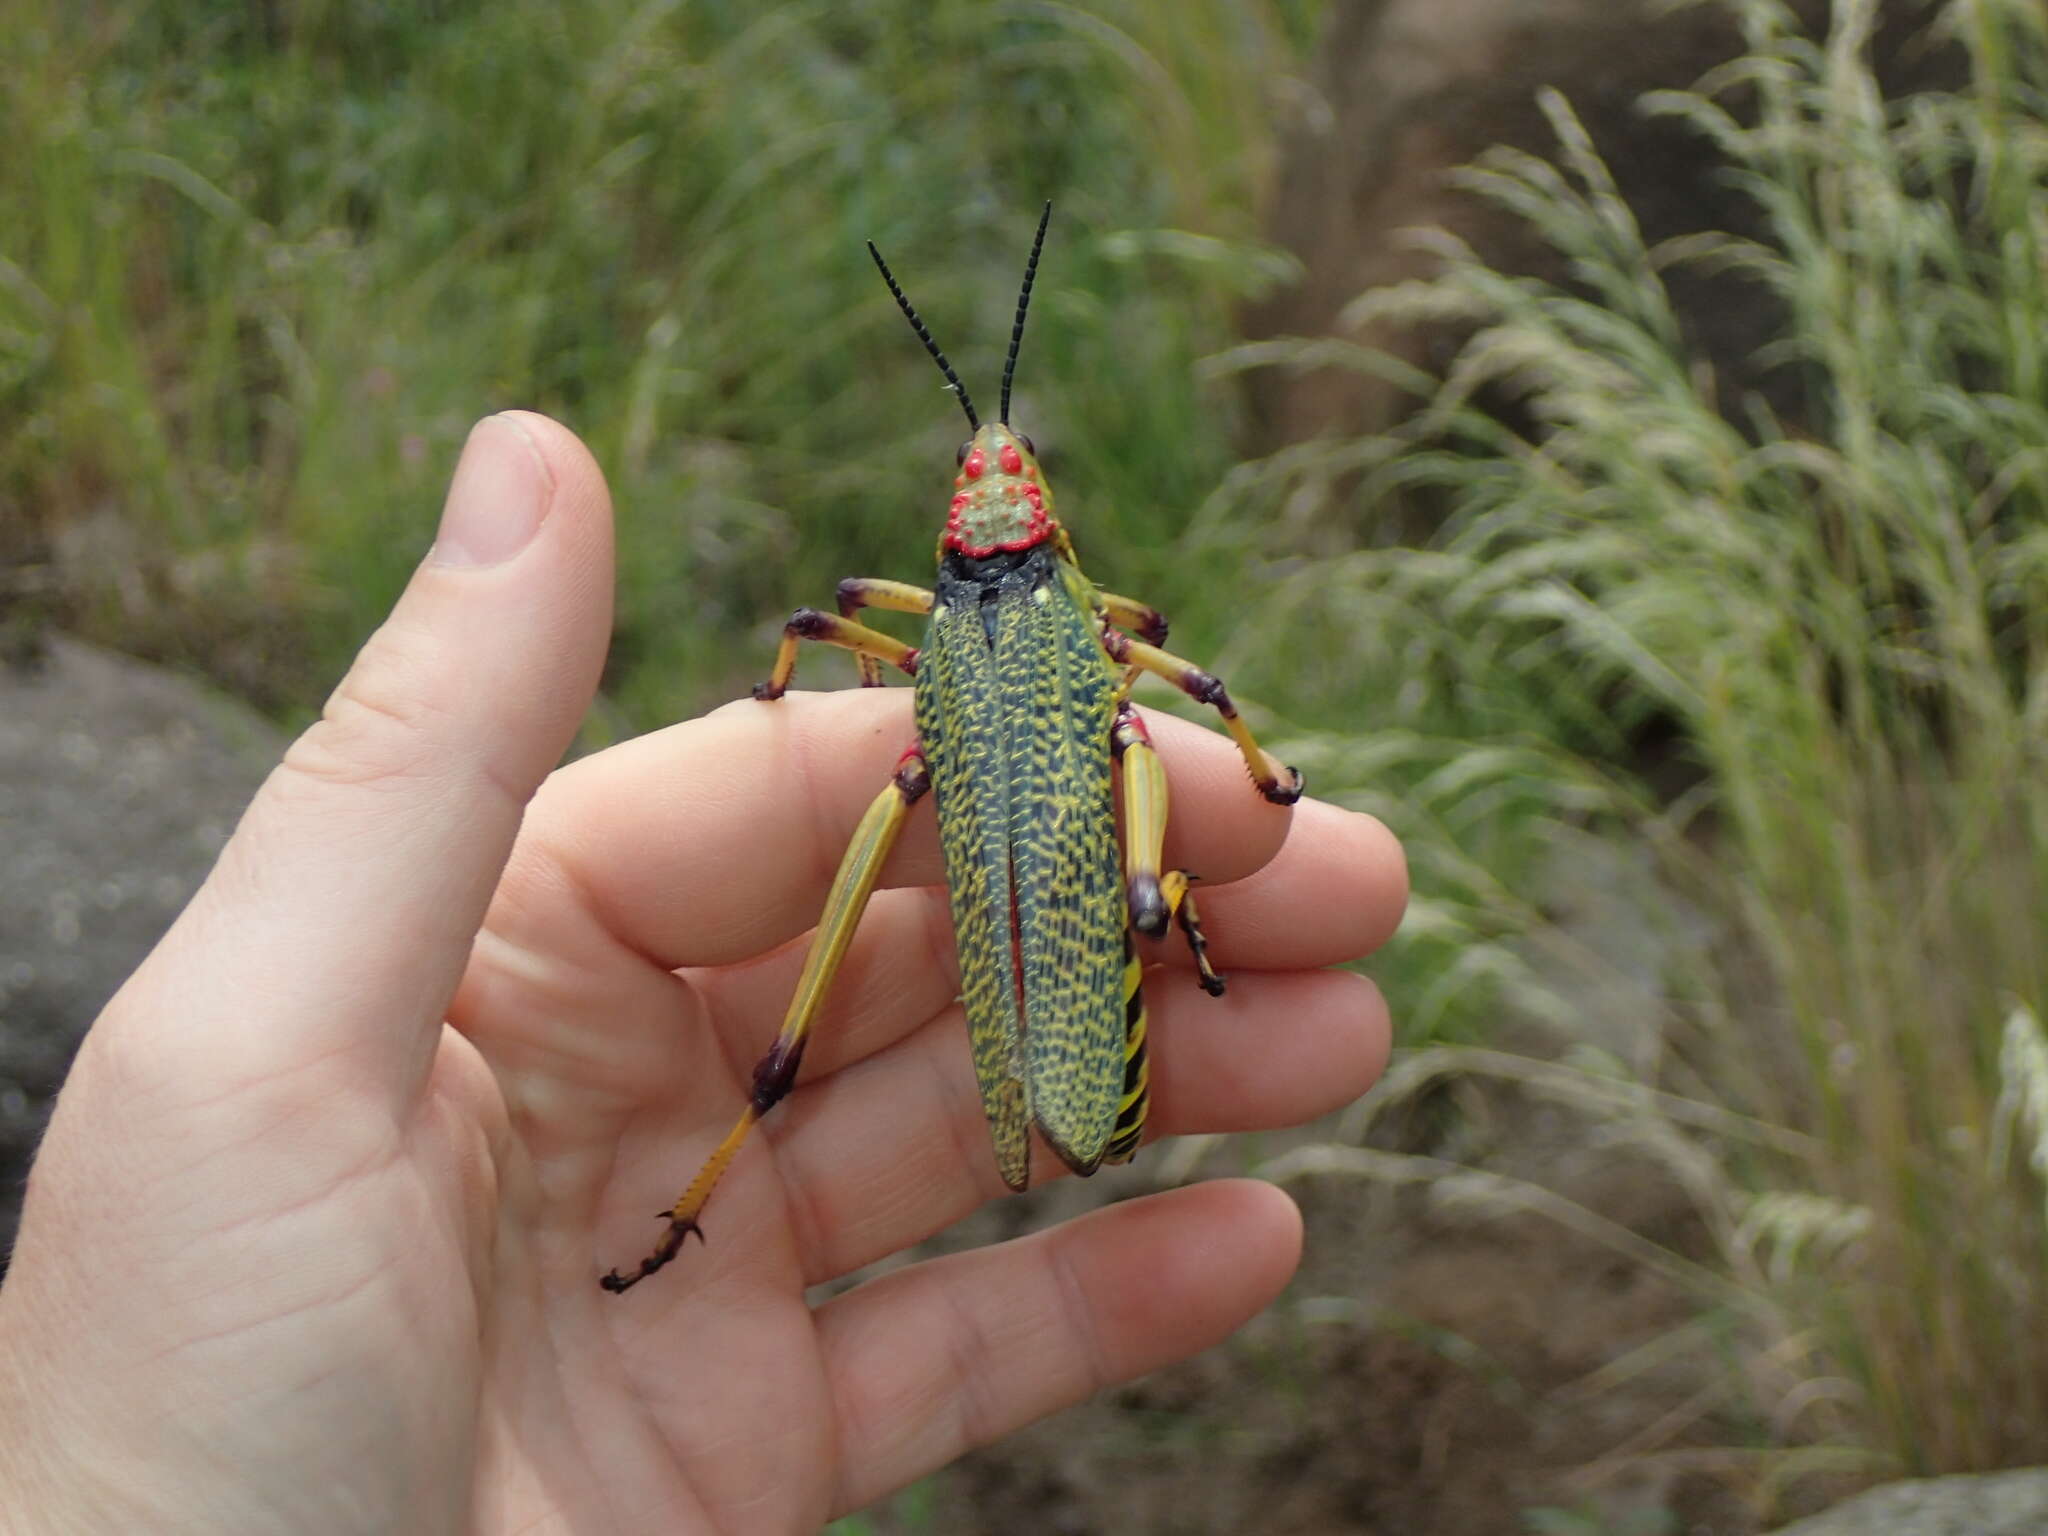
102,411,614,1107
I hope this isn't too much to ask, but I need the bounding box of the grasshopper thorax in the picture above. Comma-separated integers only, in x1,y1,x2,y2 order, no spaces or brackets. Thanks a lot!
944,423,1056,557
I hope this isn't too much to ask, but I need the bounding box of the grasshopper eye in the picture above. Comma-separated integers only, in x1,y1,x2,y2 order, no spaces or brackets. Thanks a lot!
956,440,972,466
1016,433,1035,456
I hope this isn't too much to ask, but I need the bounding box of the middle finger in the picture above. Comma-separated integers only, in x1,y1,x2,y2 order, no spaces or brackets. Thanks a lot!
687,792,1404,1081
760,961,1391,1287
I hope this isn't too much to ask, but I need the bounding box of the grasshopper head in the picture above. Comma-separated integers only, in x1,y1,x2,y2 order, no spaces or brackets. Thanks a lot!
869,203,1061,559
943,423,1056,556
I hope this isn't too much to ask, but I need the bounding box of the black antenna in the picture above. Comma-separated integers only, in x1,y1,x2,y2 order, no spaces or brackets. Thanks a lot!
1001,201,1052,424
868,241,979,432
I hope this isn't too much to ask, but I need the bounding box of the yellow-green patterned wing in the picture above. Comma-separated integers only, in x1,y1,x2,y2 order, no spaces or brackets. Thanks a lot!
916,565,1031,1190
996,552,1126,1175
916,545,1127,1186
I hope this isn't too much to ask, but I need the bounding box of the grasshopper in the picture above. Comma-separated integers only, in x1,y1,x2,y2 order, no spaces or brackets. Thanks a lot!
602,204,1302,1293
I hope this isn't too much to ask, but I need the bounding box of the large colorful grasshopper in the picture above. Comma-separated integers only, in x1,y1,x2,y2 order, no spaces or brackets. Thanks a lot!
602,204,1302,1293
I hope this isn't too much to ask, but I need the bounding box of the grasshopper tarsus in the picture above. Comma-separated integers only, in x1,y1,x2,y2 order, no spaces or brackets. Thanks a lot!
1263,766,1307,806
751,680,785,702
599,1217,706,1293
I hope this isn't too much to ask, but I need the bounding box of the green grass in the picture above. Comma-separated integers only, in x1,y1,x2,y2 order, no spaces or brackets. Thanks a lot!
1232,0,2048,1503
1,0,1315,728
822,1475,938,1535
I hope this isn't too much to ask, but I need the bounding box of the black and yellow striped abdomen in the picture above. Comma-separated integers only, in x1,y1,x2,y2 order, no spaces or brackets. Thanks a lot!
1104,935,1149,1164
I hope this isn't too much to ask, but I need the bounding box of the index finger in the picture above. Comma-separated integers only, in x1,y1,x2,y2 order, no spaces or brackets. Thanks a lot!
522,687,1299,970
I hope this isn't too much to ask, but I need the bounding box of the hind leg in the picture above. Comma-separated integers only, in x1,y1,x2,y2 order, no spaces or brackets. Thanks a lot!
1111,703,1224,995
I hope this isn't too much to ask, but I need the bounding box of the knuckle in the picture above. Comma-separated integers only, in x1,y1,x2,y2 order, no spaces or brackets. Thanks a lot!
279,631,451,796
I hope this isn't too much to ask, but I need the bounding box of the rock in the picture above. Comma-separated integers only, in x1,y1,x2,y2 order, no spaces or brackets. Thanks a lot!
1242,0,1961,523
0,636,281,1266
1765,1468,2048,1535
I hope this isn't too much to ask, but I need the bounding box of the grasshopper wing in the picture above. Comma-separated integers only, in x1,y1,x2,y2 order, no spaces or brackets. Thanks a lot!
917,574,1031,1190
996,551,1125,1175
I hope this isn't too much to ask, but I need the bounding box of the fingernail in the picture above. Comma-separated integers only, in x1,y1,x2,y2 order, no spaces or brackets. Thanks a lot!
430,414,552,568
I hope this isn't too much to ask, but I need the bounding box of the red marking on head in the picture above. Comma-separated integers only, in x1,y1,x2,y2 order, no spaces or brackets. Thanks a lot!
943,504,1055,557
962,449,986,480
948,532,1046,556
998,443,1023,475
1024,484,1043,509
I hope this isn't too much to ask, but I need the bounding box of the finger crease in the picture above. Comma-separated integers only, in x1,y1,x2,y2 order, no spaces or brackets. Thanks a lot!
916,885,961,991
1045,1235,1116,1397
924,1023,1000,1209
936,1270,1007,1453
791,711,855,901
775,1100,836,1287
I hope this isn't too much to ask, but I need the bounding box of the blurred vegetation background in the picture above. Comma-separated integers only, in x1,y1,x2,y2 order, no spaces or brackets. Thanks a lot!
8,0,2048,1526
2,0,1315,726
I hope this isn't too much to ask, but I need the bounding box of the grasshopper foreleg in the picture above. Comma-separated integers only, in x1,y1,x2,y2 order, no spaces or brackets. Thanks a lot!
1112,703,1225,996
754,609,921,700
1095,592,1168,694
600,747,933,1293
1103,633,1305,806
1098,591,1169,647
836,578,935,687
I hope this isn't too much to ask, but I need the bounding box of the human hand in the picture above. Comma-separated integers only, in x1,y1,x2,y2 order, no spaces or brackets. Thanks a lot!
0,413,1404,1534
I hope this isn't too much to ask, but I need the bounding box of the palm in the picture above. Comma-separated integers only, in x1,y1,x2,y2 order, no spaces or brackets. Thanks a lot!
3,697,1391,1536
436,691,1395,1532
